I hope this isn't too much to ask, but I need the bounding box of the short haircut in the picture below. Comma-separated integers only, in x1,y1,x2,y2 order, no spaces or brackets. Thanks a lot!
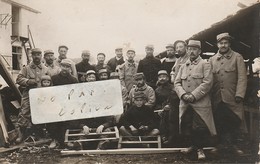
173,40,187,49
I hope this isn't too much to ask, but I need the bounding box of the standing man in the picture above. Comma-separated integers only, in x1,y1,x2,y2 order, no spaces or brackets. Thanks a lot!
170,40,189,83
161,44,176,77
76,50,96,82
209,33,247,155
175,40,216,160
129,73,156,109
137,45,161,89
95,53,111,73
44,50,60,77
54,45,77,79
16,48,49,143
107,47,124,72
118,48,138,92
48,59,78,148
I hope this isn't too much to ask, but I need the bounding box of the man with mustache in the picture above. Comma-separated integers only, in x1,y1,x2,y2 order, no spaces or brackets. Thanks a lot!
161,44,177,81
170,40,189,84
16,48,49,143
175,40,216,160
209,33,247,155
129,73,156,109
44,50,60,76
155,70,179,145
76,50,96,82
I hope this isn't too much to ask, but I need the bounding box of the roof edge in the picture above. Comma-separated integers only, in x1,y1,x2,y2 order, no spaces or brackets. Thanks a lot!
1,0,41,14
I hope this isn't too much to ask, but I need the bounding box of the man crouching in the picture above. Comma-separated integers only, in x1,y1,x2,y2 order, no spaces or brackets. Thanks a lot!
119,92,159,140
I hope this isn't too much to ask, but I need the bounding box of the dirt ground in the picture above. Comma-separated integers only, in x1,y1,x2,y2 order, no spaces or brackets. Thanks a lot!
0,142,259,164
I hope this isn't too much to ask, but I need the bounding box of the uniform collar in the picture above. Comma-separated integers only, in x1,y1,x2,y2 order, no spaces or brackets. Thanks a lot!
186,56,201,65
126,60,136,67
135,83,147,91
45,63,55,68
29,62,42,69
217,48,233,60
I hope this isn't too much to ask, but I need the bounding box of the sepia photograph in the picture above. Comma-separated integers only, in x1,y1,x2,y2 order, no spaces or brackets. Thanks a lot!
0,0,259,163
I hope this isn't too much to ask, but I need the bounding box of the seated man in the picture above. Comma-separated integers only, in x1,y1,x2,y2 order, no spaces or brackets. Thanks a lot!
67,116,116,150
119,92,159,138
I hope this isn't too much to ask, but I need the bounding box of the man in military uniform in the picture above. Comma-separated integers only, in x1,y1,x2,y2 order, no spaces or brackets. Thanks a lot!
161,44,177,79
137,45,161,89
175,40,216,160
107,47,125,72
209,33,247,155
117,48,138,92
54,45,77,79
95,53,111,73
16,48,49,143
44,50,60,77
129,73,156,109
170,40,189,83
76,50,96,82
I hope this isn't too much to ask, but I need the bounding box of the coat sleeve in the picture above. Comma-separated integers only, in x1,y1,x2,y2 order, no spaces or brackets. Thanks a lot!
145,87,156,108
16,67,29,87
235,54,247,98
137,60,143,73
174,65,186,99
118,64,126,87
191,62,213,100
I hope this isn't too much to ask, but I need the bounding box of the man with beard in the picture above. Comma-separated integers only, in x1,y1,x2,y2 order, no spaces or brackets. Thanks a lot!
137,45,161,89
161,44,177,79
16,48,49,143
95,53,111,73
107,47,125,72
54,45,77,79
170,40,189,83
209,33,247,155
118,48,138,92
155,70,179,145
175,40,216,160
48,59,78,149
44,50,60,76
129,73,156,109
76,50,96,82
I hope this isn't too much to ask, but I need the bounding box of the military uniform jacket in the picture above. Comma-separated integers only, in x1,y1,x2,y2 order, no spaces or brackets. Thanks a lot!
107,57,124,72
118,60,138,92
175,56,216,135
76,60,96,82
209,49,247,120
171,53,189,82
129,84,156,109
16,62,49,90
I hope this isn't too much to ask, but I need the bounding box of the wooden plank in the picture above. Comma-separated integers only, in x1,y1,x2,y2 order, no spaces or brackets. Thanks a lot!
114,126,119,139
65,137,118,143
120,141,160,144
61,147,215,155
67,131,116,137
0,96,9,144
157,136,161,148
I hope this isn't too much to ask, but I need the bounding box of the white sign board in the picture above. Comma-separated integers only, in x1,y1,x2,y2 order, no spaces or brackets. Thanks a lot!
29,79,124,124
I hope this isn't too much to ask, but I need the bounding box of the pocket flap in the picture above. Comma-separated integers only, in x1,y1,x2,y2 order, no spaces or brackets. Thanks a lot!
192,74,204,78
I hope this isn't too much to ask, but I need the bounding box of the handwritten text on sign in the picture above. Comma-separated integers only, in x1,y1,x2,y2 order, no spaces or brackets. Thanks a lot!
29,79,124,124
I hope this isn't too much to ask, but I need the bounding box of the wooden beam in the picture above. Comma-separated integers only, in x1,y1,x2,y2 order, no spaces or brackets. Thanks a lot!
61,147,215,155
1,0,41,14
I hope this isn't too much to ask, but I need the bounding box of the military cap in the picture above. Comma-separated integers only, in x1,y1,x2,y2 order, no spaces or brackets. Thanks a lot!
82,50,90,54
97,53,106,57
41,75,51,81
58,45,69,50
134,73,145,80
44,50,54,56
187,40,201,49
86,70,96,76
216,32,231,42
173,40,187,48
60,58,72,66
98,69,108,75
31,48,42,54
158,70,168,76
134,91,146,99
110,72,120,79
166,44,174,49
127,48,135,53
115,46,123,50
145,44,154,50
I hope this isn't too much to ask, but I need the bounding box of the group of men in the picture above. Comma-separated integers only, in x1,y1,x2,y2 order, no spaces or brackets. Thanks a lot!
14,32,248,160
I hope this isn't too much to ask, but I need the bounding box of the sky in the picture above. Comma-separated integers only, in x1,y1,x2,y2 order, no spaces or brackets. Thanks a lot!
17,0,257,63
